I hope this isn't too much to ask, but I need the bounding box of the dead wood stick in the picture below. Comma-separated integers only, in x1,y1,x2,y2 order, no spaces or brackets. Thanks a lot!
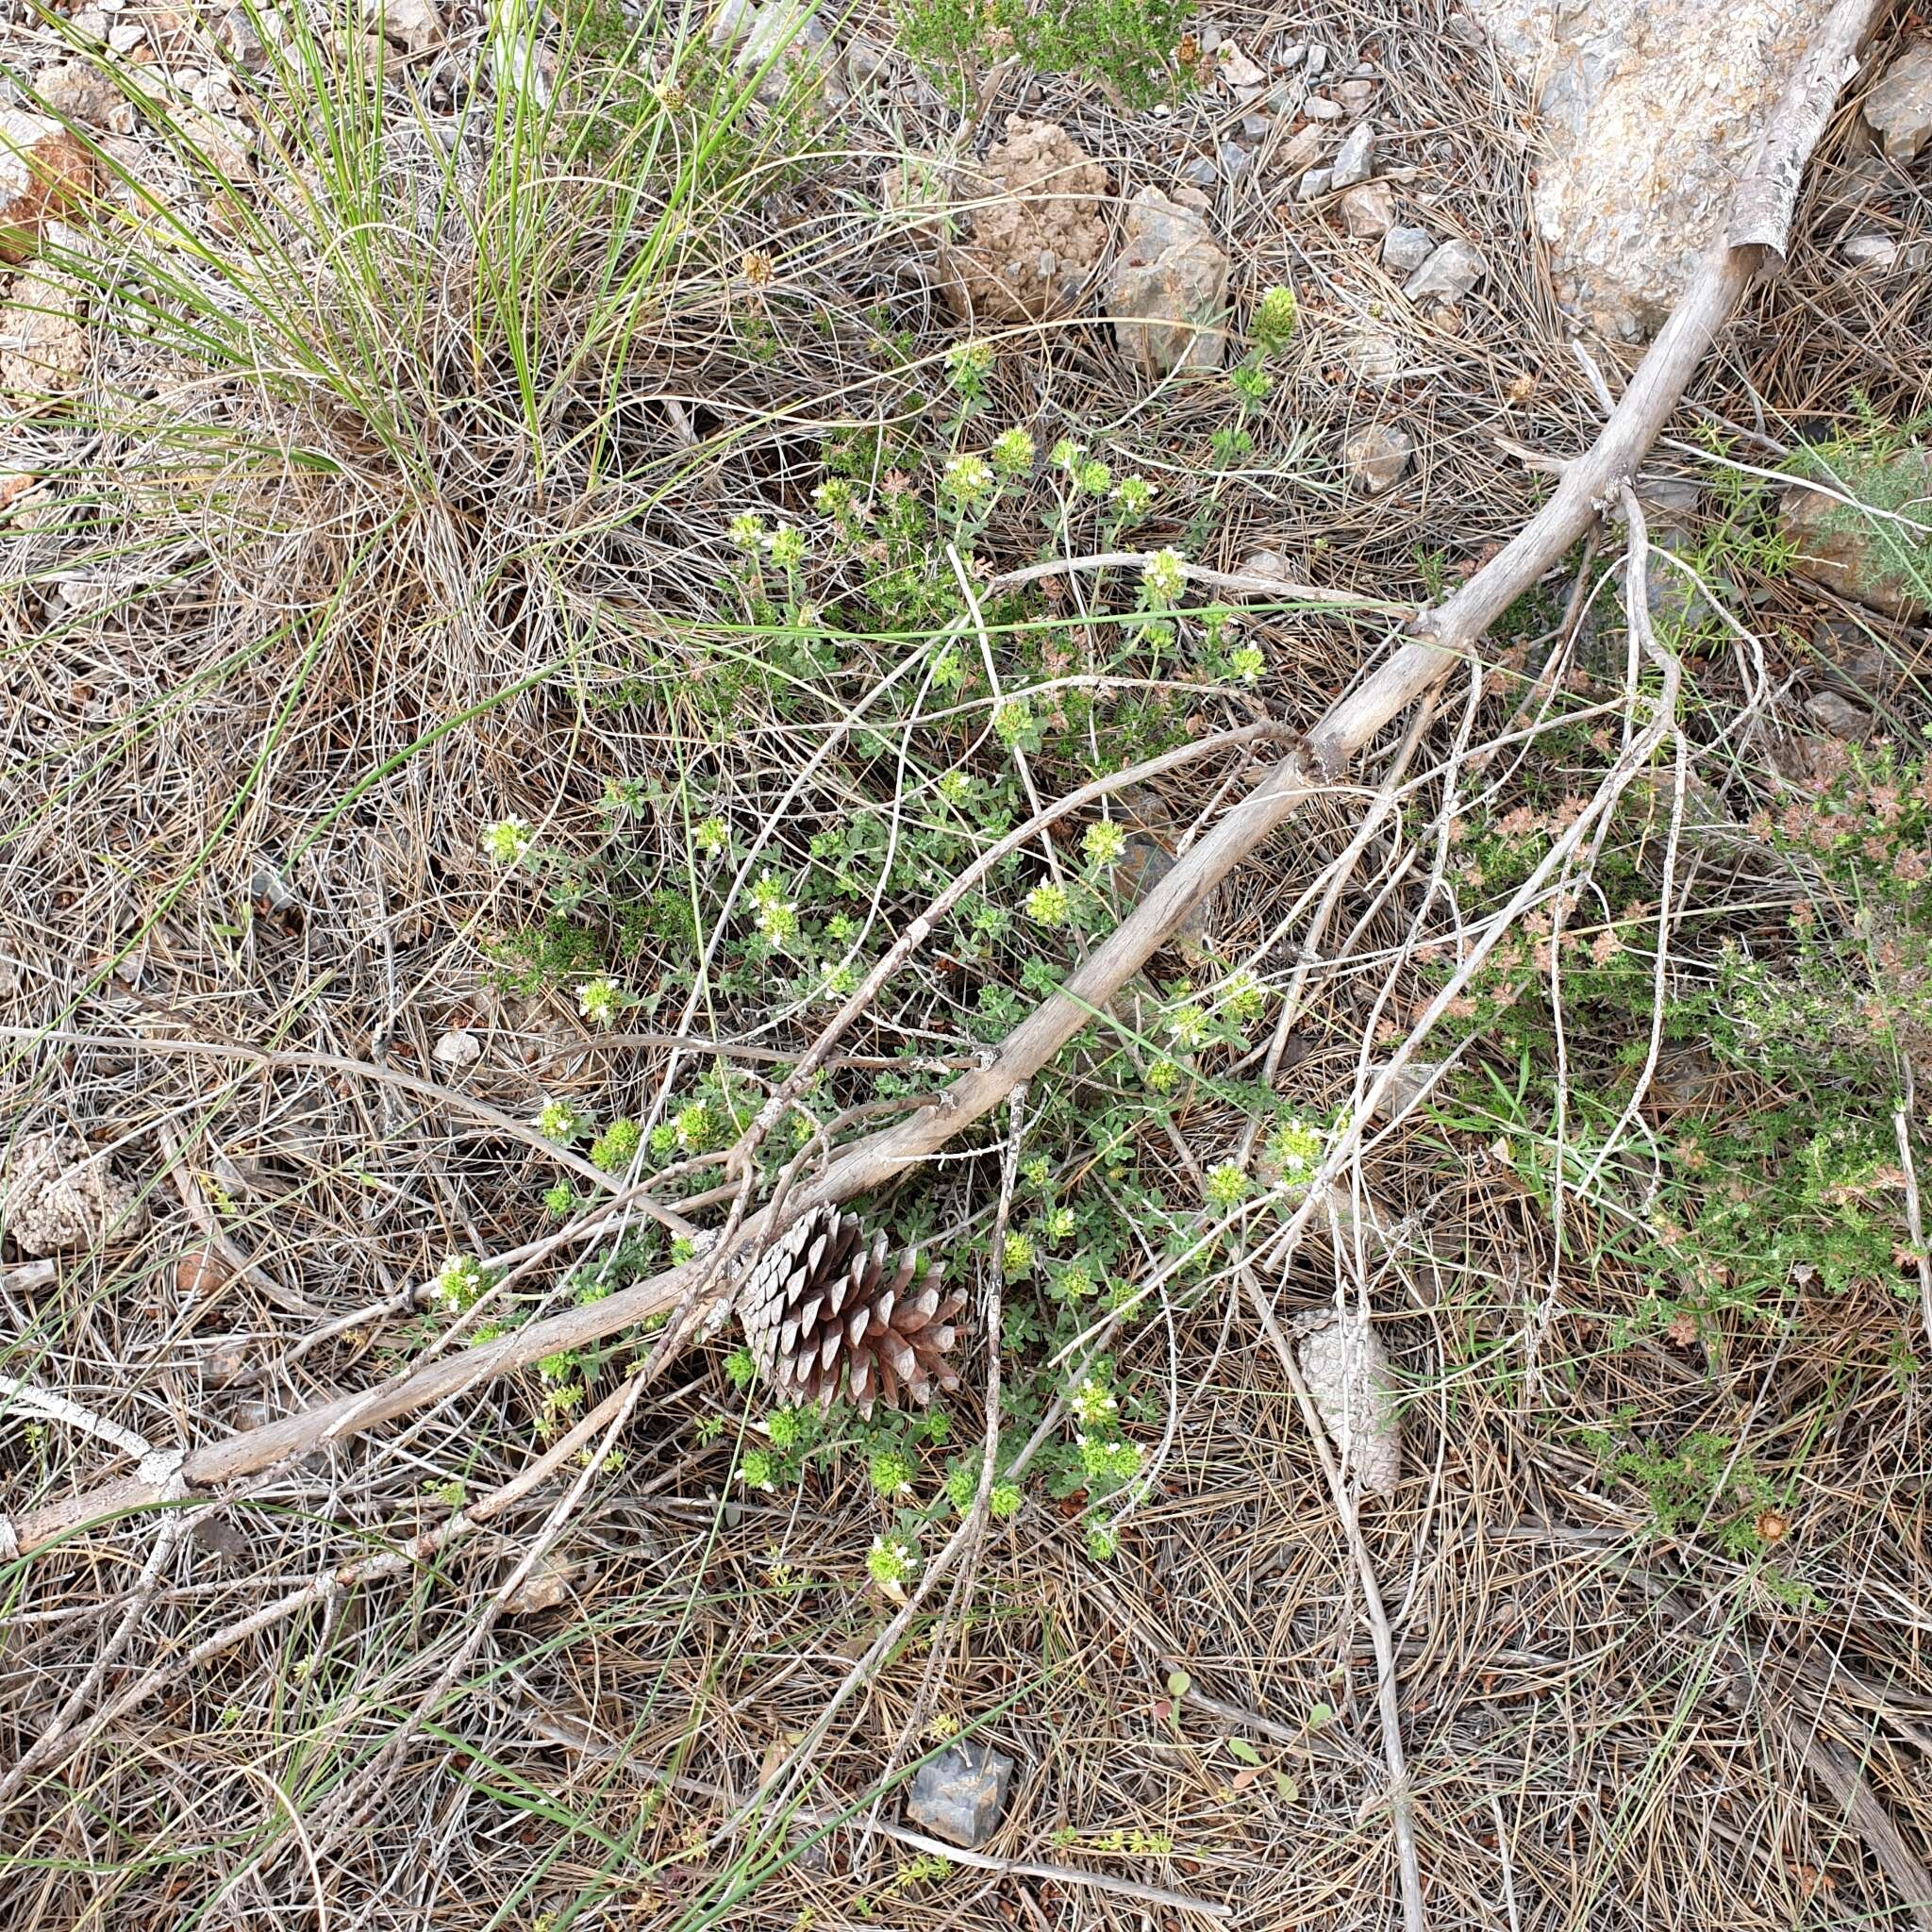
5,0,1880,1559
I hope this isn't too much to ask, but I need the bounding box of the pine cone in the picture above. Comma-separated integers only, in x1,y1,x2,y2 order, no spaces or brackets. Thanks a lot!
740,1206,964,1418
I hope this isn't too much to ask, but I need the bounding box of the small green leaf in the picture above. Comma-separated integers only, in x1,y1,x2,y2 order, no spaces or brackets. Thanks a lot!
1307,1702,1335,1731
1165,1670,1191,1698
1226,1738,1262,1767
1273,1772,1300,1803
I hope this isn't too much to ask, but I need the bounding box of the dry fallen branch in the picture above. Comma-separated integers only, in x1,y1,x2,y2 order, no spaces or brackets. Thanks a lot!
5,0,1884,1569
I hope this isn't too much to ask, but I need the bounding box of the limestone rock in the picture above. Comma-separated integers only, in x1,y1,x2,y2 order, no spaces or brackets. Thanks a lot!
1404,237,1487,309
1864,43,1932,163
1,110,97,264
1381,224,1434,274
891,118,1108,326
3,1130,145,1257
1341,179,1396,238
1329,121,1375,189
1342,423,1412,494
1779,451,1932,620
371,0,441,52
32,61,124,127
1465,0,1816,340
1,267,87,399
1294,1311,1401,1496
1804,689,1873,741
905,1741,1015,1849
1336,317,1407,387
1108,186,1230,376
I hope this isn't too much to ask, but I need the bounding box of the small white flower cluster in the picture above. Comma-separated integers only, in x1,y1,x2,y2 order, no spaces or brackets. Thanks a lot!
577,976,624,1027
430,1252,486,1311
480,817,532,864
1071,1376,1118,1427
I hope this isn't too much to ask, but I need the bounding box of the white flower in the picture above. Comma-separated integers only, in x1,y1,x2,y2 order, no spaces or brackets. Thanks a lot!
577,977,623,1027
481,817,532,863
1141,547,1188,606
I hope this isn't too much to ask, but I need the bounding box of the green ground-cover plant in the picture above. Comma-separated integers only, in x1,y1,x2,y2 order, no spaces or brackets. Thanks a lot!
891,0,1200,111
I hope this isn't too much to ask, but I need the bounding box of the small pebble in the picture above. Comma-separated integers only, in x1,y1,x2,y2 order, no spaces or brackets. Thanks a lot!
1296,167,1333,201
1304,95,1343,121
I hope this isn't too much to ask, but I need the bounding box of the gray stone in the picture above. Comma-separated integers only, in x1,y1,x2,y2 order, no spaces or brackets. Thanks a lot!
1865,44,1932,163
1805,690,1873,741
1342,423,1412,494
1305,42,1328,78
1277,41,1307,69
1643,525,1712,632
905,1742,1016,1849
1303,94,1343,120
1465,0,1818,340
1810,617,1889,692
1329,120,1375,188
1404,237,1487,308
1240,113,1271,139
32,61,122,125
1295,167,1332,201
1219,142,1250,179
1108,185,1230,375
1840,233,1898,270
1380,225,1434,274
1337,318,1407,387
1335,78,1376,116
1275,121,1331,176
1181,157,1220,190
1341,179,1396,237
1636,474,1701,519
